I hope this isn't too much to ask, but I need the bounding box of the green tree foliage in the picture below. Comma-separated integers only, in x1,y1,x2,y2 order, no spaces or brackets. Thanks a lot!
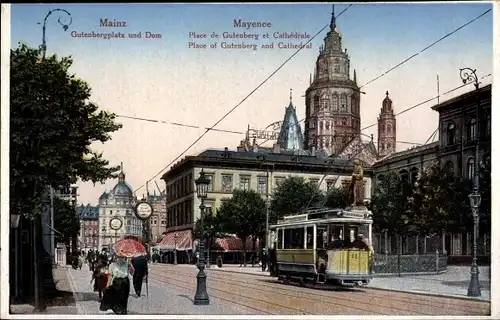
410,162,472,234
325,186,351,209
53,198,80,244
217,189,266,266
478,155,491,236
370,172,411,234
269,176,325,221
10,43,122,219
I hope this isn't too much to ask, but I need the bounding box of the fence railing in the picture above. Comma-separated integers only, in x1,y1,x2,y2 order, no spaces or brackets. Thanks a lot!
372,251,447,276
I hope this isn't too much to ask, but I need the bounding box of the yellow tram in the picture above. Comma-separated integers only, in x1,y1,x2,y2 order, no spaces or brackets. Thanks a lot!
270,207,373,287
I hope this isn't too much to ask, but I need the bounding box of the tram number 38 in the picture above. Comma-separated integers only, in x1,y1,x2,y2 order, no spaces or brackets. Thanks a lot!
349,252,359,260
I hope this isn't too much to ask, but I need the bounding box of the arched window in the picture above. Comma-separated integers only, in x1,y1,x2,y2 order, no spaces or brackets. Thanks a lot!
380,124,385,133
332,95,339,111
410,167,419,185
468,118,477,141
340,95,347,112
446,122,455,145
313,96,320,113
467,158,475,180
325,121,330,130
319,121,323,133
399,169,409,186
321,98,329,111
387,124,392,133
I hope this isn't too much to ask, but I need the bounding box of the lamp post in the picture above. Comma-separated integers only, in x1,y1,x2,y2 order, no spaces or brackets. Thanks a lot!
174,233,178,265
101,226,108,250
193,169,211,305
39,9,73,60
459,67,482,297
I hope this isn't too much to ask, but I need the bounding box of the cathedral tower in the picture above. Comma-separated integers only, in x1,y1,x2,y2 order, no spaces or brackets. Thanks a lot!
377,91,396,157
303,5,361,155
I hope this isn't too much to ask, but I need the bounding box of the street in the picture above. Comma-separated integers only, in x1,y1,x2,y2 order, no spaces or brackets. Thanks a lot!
66,267,261,315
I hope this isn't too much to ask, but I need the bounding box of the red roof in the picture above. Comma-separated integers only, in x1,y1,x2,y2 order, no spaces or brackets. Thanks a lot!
215,235,259,252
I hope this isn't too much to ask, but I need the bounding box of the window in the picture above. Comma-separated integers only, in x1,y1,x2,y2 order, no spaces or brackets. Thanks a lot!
325,121,330,130
387,124,392,133
319,121,323,133
341,118,347,126
152,217,158,226
306,227,314,249
313,96,320,112
321,98,329,110
380,124,385,133
239,175,250,191
206,174,214,192
326,180,335,190
277,230,283,249
274,177,284,189
467,158,475,180
284,228,304,249
332,95,339,111
468,118,477,141
109,210,113,215
309,179,319,187
444,161,454,173
334,64,340,73
221,174,233,192
446,122,455,145
340,95,347,112
257,176,267,194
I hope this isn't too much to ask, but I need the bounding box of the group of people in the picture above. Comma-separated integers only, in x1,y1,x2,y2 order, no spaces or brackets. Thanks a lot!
82,249,149,315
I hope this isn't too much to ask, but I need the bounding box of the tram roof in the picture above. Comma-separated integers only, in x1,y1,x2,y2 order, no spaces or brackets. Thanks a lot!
270,207,373,228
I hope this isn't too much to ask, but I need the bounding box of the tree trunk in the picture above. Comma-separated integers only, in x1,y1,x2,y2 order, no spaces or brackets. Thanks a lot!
252,237,257,267
242,237,247,267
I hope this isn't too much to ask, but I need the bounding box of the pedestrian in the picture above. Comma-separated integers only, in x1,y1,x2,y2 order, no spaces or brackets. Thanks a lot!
130,253,148,298
91,257,108,301
99,256,131,315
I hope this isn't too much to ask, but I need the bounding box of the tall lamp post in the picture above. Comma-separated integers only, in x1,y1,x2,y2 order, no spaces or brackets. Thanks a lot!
39,9,72,60
193,169,211,305
459,67,482,297
174,233,178,265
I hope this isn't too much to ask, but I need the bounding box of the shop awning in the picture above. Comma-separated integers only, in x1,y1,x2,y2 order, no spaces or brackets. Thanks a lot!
154,229,193,251
214,235,259,252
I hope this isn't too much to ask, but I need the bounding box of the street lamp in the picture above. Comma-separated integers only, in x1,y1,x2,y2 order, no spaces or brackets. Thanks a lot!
460,67,482,297
39,9,73,60
174,233,178,265
193,169,211,305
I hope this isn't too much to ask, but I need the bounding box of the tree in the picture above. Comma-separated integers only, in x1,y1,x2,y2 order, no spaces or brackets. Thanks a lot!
10,44,122,305
193,212,225,264
410,162,472,235
10,43,122,221
325,186,351,209
370,172,411,235
53,198,80,244
217,189,266,266
269,176,325,222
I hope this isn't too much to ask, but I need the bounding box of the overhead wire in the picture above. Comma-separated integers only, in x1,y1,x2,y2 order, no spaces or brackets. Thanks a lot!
131,5,354,193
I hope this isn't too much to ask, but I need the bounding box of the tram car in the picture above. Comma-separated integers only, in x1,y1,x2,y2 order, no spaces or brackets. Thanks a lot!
269,207,374,287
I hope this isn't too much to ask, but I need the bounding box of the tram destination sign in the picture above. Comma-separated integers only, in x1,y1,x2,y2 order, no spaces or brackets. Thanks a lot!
341,210,367,219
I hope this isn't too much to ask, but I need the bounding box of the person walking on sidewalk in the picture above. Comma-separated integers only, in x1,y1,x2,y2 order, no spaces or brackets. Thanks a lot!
91,257,108,301
130,253,148,297
99,256,131,315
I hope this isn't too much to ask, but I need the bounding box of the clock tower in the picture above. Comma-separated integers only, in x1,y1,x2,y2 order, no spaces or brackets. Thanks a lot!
303,5,361,155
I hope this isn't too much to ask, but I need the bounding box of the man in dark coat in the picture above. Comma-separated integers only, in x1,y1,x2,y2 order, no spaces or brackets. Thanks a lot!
131,254,148,297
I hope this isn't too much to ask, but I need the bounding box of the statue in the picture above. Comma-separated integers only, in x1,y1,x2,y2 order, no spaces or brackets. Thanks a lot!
350,159,365,207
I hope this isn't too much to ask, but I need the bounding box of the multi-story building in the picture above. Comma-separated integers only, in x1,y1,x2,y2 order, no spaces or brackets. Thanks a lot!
98,163,143,249
372,84,491,257
148,191,167,244
76,204,99,251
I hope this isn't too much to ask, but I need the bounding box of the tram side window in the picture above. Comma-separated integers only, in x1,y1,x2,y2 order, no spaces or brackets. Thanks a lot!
277,230,283,249
284,228,304,249
306,227,314,249
316,228,327,249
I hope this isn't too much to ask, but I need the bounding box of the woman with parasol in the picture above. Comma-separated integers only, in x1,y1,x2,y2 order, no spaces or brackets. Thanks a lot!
99,237,146,314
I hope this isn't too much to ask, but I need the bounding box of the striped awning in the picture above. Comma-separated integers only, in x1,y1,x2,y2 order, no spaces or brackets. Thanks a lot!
215,235,259,252
154,229,193,251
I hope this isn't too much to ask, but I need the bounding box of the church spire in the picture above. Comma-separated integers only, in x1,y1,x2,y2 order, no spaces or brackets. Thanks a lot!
289,88,293,104
118,161,125,182
330,4,336,30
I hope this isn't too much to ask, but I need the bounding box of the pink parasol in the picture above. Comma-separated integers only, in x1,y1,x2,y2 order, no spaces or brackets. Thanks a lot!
114,238,146,258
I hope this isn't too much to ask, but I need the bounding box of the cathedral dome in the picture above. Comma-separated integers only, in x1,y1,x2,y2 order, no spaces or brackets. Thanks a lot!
112,181,133,197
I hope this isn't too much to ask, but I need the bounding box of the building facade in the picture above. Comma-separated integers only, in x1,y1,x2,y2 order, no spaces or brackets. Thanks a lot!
98,164,143,249
159,148,374,252
76,204,99,251
148,191,167,244
372,84,491,257
303,5,362,155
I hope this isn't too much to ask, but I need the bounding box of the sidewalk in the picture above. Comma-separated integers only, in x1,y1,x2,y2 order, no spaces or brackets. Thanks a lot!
9,266,78,315
200,264,491,301
65,267,262,315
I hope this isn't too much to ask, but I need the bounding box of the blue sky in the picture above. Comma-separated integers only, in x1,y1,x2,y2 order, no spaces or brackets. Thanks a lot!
9,3,494,203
